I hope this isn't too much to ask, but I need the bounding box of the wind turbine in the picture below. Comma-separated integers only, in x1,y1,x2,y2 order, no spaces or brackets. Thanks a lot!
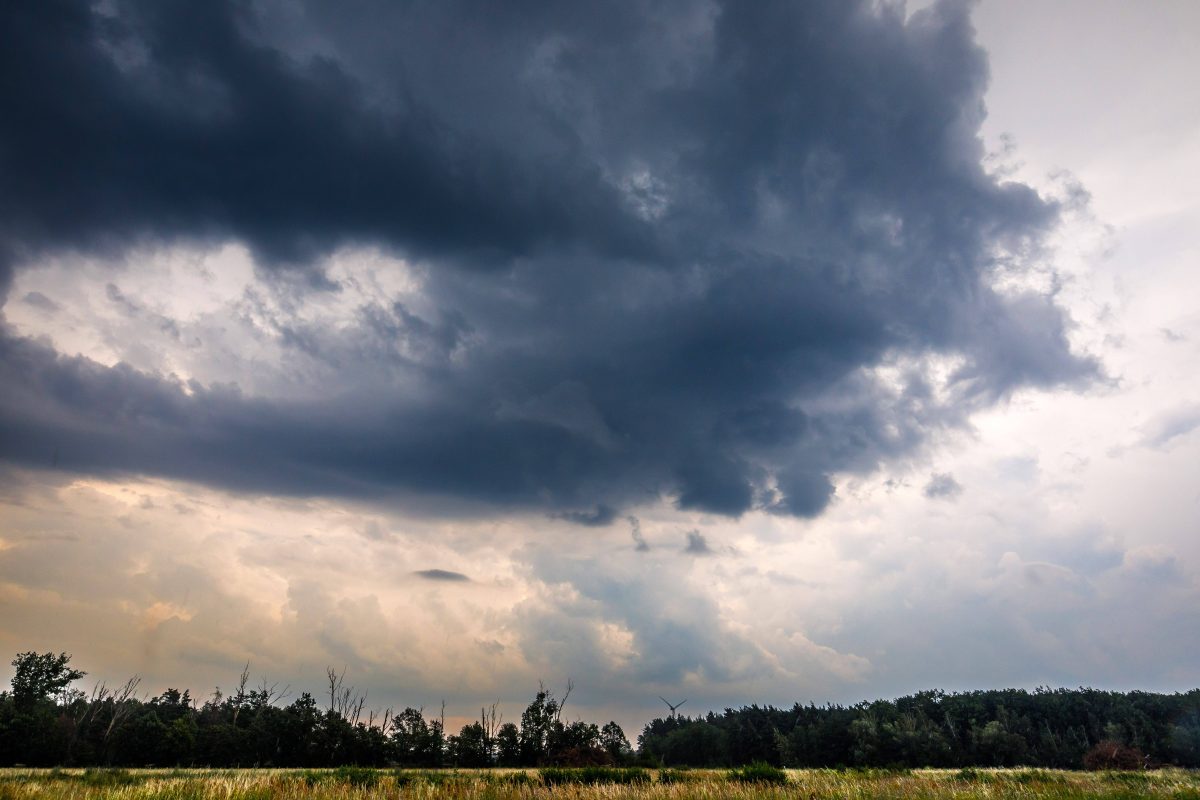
659,696,687,716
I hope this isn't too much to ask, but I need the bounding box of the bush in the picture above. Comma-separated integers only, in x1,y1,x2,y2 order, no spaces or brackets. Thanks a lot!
80,769,139,788
1083,740,1145,771
539,767,652,785
1012,769,1066,785
728,761,788,784
391,770,455,787
657,768,698,784
547,746,615,767
953,768,990,783
490,772,537,786
333,767,380,788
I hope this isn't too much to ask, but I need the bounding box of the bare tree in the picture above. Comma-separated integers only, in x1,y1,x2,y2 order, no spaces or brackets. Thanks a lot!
102,676,142,746
556,678,573,723
258,676,291,706
231,663,251,725
481,701,502,761
325,665,367,723
367,705,395,736
327,666,345,714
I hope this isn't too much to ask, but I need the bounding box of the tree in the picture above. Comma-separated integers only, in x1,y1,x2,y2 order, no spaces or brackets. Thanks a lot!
496,722,521,766
601,721,631,762
1083,740,1145,770
450,721,491,767
10,652,85,709
519,685,562,764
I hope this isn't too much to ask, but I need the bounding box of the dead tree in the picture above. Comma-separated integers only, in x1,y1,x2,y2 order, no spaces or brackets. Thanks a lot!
231,663,250,725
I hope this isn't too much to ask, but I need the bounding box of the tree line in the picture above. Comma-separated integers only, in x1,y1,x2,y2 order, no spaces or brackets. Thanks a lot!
0,652,629,767
637,689,1200,769
2,651,1199,768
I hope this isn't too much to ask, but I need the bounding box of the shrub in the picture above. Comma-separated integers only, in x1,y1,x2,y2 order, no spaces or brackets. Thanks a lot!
539,767,652,785
657,768,698,784
491,772,537,786
1083,740,1146,771
953,768,990,783
1102,771,1151,786
1012,769,1066,785
728,761,788,784
392,770,455,787
80,769,139,787
333,766,380,788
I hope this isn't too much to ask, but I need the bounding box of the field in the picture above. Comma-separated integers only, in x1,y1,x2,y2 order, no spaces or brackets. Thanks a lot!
2,768,1200,800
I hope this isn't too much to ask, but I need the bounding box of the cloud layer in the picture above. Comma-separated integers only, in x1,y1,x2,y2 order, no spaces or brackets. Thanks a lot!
0,0,1095,520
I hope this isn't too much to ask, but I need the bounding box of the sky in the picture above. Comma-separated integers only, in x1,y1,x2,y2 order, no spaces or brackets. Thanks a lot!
1,0,1198,736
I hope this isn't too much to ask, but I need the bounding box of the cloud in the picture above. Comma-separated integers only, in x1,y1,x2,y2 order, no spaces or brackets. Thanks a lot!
0,0,1097,520
923,472,963,500
1140,404,1200,449
21,292,59,313
628,516,650,552
683,530,712,556
413,569,470,582
551,504,618,527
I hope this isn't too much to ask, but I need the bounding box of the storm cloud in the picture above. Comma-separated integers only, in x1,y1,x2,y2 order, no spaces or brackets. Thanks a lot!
0,0,1096,520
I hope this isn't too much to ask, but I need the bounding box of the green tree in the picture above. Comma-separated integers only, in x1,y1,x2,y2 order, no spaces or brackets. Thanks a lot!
496,722,521,766
601,720,631,762
519,686,561,764
10,652,85,709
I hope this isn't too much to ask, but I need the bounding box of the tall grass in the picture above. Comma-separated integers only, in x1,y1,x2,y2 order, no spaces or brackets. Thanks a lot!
1,767,1199,800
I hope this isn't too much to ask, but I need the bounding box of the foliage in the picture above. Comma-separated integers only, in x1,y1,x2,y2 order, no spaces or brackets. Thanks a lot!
1084,740,1146,770
3,649,1200,771
655,768,697,784
727,761,788,784
79,769,137,787
539,767,651,785
8,653,85,709
639,687,1200,770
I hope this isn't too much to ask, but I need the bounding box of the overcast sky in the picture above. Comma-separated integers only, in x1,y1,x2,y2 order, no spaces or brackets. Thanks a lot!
1,0,1198,735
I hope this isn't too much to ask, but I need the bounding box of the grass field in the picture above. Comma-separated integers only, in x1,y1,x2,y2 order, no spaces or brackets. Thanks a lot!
2,767,1200,800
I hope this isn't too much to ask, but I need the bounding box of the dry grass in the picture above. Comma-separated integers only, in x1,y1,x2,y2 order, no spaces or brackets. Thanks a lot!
1,767,1198,800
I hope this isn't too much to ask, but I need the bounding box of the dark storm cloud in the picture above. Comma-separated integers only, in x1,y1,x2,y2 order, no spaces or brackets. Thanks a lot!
0,0,651,286
0,0,1097,518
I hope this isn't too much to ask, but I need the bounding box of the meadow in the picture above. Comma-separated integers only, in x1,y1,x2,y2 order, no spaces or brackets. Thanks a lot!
2,767,1199,800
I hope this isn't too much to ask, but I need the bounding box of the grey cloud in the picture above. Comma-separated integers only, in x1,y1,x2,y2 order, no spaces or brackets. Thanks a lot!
105,283,139,316
413,569,470,582
21,291,59,313
517,548,768,686
1160,328,1186,343
923,472,963,500
361,521,391,541
1140,404,1200,449
683,530,712,555
772,469,836,517
628,516,650,552
0,0,1097,519
551,504,618,527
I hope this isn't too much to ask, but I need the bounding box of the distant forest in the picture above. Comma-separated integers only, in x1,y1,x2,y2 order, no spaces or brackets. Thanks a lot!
2,652,1199,769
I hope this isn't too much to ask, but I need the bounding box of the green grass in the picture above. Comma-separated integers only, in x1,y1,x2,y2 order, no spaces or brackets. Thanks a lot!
1,767,1199,800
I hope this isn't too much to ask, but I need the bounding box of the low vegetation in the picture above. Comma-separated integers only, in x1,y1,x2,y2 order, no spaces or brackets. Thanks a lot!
3,767,1200,800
